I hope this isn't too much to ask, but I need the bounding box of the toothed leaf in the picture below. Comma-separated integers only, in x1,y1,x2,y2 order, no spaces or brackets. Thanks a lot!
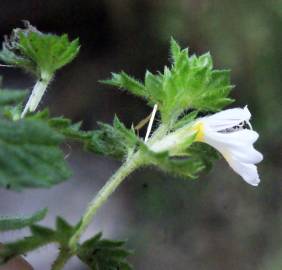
0,22,80,77
103,72,147,99
0,208,47,232
0,119,71,190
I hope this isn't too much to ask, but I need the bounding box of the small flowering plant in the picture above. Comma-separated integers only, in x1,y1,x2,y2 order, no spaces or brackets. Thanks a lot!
0,23,263,270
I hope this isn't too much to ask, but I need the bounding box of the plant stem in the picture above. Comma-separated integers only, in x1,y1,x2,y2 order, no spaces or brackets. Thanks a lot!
21,71,53,118
69,151,143,252
51,249,72,270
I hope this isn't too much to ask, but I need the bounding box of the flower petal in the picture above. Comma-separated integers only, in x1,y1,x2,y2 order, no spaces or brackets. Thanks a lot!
226,157,260,186
203,129,259,147
229,145,263,164
202,106,251,131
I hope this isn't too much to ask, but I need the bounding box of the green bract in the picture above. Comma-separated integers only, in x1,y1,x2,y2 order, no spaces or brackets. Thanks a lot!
89,116,140,159
0,22,80,78
104,38,234,124
78,232,133,270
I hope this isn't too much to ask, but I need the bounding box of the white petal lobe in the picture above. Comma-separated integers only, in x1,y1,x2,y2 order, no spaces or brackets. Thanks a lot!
201,107,251,131
227,157,260,186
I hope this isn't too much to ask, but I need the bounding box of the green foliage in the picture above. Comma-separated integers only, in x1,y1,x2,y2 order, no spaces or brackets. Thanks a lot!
78,232,133,270
0,118,71,190
104,38,233,123
0,21,80,77
0,208,47,232
88,116,140,159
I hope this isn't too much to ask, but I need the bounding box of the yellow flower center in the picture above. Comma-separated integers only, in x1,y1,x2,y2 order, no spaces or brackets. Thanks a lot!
193,122,205,142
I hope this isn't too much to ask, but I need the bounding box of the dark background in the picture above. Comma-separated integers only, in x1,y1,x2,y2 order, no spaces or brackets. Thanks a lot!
0,1,282,269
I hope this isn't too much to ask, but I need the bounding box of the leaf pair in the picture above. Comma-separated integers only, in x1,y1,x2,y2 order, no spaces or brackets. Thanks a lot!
0,209,132,270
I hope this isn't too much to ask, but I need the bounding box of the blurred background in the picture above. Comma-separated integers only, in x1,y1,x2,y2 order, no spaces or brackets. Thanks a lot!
0,0,281,269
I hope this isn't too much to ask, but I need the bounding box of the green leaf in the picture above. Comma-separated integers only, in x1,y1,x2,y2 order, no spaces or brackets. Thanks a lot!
144,71,163,105
0,22,80,77
53,217,74,245
170,37,181,62
0,208,47,232
28,109,93,142
27,110,94,151
0,234,53,263
102,72,147,99
0,119,71,190
78,232,133,270
48,116,92,142
88,116,140,159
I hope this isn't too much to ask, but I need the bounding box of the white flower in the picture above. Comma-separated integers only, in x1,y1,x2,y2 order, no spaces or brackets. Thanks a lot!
193,106,263,186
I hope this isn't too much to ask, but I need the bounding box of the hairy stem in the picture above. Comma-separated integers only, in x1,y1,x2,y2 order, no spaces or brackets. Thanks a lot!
68,122,170,254
51,249,72,270
69,151,143,252
21,71,53,118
